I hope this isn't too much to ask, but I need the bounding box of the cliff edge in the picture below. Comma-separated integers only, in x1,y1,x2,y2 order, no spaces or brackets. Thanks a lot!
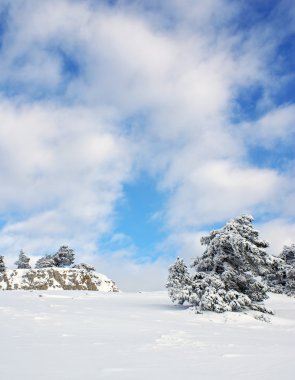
0,268,119,292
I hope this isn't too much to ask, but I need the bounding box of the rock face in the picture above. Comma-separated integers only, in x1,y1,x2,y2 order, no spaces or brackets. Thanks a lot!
0,268,119,292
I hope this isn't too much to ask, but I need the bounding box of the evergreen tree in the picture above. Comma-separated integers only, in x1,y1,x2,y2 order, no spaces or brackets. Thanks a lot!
166,257,192,305
266,244,295,295
15,250,31,269
0,256,6,273
285,267,295,295
189,215,276,313
35,246,75,269
35,255,56,269
53,246,75,267
279,244,295,266
167,215,285,313
72,263,95,272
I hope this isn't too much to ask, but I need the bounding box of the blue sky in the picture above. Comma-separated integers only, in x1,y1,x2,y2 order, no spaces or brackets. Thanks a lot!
0,0,294,290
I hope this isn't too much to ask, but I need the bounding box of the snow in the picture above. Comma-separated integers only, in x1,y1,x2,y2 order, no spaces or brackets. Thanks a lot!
0,291,294,379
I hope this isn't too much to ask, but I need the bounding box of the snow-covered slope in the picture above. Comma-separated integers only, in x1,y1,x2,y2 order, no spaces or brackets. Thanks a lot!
0,268,119,292
0,291,294,379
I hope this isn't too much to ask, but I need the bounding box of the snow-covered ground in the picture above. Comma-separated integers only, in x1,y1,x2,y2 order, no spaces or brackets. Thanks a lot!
0,291,294,380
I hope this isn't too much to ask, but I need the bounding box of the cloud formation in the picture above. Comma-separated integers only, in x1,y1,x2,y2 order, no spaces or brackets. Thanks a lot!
0,0,294,289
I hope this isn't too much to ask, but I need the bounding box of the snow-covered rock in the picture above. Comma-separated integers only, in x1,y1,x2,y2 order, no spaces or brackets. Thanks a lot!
0,268,119,292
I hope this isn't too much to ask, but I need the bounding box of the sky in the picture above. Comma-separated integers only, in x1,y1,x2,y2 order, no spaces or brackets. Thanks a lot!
0,0,294,291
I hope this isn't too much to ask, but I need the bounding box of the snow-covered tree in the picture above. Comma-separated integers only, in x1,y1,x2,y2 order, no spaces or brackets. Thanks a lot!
0,256,6,272
35,246,75,269
53,246,75,267
15,250,31,269
266,244,295,295
285,267,295,295
188,272,254,313
279,244,295,266
72,263,95,272
189,215,277,313
35,255,56,269
167,215,284,313
167,257,192,305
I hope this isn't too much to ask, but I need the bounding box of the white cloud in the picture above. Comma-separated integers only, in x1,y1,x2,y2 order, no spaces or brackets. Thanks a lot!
0,0,294,289
242,104,295,147
90,253,171,291
259,219,295,256
0,100,134,258
164,160,280,229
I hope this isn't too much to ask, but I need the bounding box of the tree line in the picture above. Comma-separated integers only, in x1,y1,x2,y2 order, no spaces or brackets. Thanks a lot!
0,246,95,272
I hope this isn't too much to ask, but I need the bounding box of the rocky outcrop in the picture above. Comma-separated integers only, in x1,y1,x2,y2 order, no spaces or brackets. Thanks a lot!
0,268,119,292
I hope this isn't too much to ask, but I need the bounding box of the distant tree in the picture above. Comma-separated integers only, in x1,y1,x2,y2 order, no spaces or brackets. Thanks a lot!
0,256,6,273
72,263,95,272
15,250,31,269
266,244,295,296
279,244,295,266
53,246,75,267
35,246,75,269
166,257,192,305
286,267,295,294
35,255,56,269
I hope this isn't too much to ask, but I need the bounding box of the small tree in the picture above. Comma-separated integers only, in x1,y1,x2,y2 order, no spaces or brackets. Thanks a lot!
72,263,95,272
35,255,56,269
166,257,192,305
0,256,6,273
35,246,75,269
285,267,295,295
15,250,31,269
267,244,295,295
53,246,75,267
279,244,295,266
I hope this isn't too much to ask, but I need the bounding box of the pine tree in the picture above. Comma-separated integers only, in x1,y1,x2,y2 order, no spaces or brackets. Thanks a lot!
167,215,286,313
0,256,6,273
285,267,295,295
53,246,75,267
266,244,295,295
189,215,276,313
15,250,31,269
35,255,56,269
35,246,75,269
167,216,295,313
279,244,295,266
72,263,95,272
166,257,192,305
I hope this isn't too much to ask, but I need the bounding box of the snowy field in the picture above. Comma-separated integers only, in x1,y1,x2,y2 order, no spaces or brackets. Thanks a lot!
0,291,294,380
